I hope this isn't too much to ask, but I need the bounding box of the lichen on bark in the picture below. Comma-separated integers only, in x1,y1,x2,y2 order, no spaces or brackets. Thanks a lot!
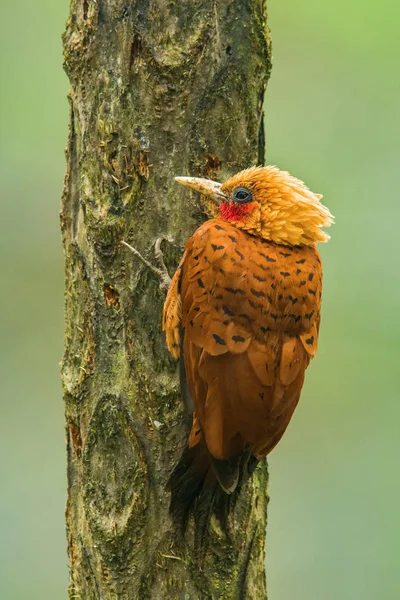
61,1,272,598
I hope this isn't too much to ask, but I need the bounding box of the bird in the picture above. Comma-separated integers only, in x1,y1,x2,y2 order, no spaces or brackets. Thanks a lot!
162,165,333,533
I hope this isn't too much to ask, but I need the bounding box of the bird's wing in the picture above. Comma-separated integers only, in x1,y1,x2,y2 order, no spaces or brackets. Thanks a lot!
179,218,322,461
162,252,186,359
163,252,197,413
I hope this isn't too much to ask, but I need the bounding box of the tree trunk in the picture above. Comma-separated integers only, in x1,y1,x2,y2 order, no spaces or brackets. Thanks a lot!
61,1,271,598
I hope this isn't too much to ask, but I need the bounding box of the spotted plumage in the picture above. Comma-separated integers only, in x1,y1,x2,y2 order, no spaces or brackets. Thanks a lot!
164,166,333,528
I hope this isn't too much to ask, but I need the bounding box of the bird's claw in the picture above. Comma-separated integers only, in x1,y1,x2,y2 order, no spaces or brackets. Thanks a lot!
121,238,172,292
154,237,173,291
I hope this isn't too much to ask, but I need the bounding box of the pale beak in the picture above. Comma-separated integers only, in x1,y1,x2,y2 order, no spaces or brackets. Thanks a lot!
175,176,227,204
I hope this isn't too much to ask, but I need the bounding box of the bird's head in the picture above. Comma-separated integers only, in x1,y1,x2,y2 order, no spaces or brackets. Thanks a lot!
176,165,334,246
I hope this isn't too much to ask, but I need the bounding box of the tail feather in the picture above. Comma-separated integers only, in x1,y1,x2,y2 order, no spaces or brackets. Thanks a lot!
208,453,241,494
167,441,210,533
168,438,258,542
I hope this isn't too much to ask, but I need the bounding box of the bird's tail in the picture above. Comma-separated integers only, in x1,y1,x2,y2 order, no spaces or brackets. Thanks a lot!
167,434,258,546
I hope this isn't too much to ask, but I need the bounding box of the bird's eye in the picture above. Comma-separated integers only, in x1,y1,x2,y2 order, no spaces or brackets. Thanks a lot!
232,187,252,204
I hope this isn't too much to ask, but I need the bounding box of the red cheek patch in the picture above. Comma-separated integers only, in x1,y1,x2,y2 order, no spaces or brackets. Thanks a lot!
220,201,254,222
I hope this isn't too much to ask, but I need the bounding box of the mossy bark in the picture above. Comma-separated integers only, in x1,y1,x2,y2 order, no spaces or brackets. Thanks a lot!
61,1,272,598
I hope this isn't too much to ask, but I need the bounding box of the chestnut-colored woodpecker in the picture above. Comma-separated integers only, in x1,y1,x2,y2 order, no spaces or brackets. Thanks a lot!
162,166,333,530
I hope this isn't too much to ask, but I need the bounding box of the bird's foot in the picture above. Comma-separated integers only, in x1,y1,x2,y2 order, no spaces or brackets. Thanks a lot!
121,237,172,292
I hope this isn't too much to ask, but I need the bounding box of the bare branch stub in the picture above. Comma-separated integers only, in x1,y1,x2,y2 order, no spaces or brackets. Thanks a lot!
121,239,172,291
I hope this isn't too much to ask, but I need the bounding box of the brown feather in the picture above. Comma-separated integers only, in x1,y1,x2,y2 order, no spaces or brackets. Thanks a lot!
163,166,332,538
164,218,322,469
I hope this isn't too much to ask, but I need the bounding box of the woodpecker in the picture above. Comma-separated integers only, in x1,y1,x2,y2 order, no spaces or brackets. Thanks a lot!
162,166,333,531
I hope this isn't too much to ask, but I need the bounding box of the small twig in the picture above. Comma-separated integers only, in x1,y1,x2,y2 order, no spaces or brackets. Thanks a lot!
160,553,183,561
121,239,172,291
120,240,161,276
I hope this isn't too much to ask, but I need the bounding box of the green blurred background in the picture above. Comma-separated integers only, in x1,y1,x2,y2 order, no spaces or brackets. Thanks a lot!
1,1,399,598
